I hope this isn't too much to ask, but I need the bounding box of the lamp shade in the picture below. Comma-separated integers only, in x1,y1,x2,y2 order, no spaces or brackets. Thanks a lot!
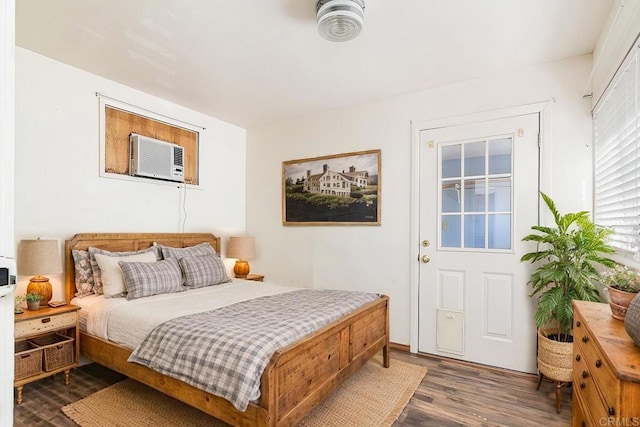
226,236,256,260
17,239,62,307
17,239,62,276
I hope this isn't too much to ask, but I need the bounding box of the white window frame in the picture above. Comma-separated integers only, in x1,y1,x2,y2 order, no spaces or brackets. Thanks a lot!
593,35,640,263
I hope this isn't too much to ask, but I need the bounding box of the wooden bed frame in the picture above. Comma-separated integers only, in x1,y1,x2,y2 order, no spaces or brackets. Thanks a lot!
64,233,390,427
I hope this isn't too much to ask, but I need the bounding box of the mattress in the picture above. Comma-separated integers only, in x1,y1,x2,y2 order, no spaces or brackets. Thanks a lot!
71,279,300,350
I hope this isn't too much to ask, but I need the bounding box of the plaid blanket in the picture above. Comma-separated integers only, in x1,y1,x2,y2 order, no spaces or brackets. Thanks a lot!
128,289,380,411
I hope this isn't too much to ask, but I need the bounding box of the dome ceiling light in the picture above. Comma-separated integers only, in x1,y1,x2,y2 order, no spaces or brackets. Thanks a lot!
316,0,365,42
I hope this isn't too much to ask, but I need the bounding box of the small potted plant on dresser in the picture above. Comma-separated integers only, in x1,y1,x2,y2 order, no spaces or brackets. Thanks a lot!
25,292,42,311
521,192,615,413
600,264,640,320
14,295,24,314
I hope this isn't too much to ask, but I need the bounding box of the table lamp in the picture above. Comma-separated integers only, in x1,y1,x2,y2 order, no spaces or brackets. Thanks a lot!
17,239,62,307
226,236,256,278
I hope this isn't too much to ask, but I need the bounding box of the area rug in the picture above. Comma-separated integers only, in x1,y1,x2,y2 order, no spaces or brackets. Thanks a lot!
62,356,427,427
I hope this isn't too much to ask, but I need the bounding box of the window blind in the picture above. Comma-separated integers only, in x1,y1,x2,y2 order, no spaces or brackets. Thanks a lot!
593,37,640,256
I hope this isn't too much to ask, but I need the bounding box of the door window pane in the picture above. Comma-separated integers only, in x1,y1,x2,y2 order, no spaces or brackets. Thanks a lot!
465,214,485,248
464,179,485,212
464,141,485,176
439,138,513,251
441,215,461,248
442,180,461,213
488,138,512,175
488,214,511,249
442,145,461,178
488,178,511,212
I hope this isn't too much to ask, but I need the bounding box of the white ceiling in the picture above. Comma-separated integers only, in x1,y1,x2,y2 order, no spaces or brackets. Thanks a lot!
16,0,613,128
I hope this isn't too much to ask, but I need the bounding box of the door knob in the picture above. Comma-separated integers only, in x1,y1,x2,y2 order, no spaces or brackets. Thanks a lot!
421,255,430,263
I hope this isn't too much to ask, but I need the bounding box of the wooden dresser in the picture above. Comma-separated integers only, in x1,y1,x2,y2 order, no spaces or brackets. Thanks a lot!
572,301,640,427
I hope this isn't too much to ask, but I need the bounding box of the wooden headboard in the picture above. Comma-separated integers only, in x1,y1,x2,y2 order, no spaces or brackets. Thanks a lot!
64,233,221,303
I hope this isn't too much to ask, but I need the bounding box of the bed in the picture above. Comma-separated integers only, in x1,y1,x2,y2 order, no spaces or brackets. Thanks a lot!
64,233,390,427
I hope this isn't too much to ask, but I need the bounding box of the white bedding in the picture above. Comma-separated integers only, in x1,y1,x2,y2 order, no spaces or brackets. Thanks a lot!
71,279,300,350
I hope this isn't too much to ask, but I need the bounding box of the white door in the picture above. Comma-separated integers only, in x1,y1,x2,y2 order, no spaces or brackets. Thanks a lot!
0,0,15,422
418,114,539,373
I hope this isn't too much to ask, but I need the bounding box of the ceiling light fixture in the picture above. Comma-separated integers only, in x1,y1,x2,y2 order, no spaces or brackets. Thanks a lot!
316,0,365,42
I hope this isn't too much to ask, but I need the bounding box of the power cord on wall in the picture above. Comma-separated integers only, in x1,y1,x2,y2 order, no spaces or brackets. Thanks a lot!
178,182,187,232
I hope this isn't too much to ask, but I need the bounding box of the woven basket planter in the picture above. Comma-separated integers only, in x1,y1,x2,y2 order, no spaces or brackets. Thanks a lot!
625,293,640,347
537,328,573,383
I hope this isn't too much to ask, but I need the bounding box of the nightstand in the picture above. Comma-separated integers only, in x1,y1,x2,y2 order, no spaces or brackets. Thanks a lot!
245,274,264,282
14,305,80,404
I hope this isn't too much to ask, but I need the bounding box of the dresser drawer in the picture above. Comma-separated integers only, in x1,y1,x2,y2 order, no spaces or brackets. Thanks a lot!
574,323,619,417
574,351,608,422
572,391,592,427
585,353,618,415
15,311,77,339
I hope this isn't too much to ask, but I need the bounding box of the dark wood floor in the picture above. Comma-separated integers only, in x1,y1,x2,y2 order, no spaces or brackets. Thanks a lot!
14,351,572,426
392,351,572,426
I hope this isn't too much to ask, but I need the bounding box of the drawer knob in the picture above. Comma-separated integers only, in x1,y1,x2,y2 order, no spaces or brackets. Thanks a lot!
580,382,586,389
582,336,589,343
581,370,589,379
576,321,581,327
575,354,581,362
595,359,602,368
41,317,51,324
608,407,615,416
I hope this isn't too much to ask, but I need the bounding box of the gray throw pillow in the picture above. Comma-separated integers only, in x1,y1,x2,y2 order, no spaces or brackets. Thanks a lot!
179,255,231,288
119,258,185,300
156,242,216,260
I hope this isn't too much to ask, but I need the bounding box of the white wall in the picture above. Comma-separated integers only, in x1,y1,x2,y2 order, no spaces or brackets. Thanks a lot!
246,55,595,345
15,48,247,300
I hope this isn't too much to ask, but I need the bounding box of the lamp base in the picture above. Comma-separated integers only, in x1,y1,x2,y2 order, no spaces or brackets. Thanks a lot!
233,260,250,278
26,275,53,307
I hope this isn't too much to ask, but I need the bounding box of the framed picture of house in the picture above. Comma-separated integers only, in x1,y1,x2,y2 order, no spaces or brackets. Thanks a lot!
282,149,381,225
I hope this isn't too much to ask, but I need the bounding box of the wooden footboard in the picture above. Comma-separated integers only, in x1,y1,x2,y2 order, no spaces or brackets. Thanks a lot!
80,295,389,427
67,233,390,426
261,295,389,426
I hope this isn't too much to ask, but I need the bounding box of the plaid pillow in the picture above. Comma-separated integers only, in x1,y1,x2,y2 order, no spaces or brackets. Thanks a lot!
156,242,216,260
72,249,95,297
179,255,231,288
88,246,160,295
119,258,185,300
94,252,157,298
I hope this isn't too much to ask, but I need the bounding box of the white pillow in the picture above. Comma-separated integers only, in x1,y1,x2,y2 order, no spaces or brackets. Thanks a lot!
222,258,235,279
94,251,157,298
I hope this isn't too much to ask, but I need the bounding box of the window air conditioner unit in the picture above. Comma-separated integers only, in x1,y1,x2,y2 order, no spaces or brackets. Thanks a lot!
129,134,184,183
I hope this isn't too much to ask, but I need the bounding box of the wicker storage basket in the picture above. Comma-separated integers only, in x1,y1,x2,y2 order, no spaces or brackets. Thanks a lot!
625,293,640,347
29,333,74,372
14,340,43,380
537,328,573,382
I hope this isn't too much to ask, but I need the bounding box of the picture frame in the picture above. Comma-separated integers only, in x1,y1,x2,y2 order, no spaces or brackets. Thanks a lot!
282,149,381,226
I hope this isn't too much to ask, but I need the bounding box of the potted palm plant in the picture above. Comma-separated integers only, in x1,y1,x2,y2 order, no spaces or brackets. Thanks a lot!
600,264,640,320
521,192,615,406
